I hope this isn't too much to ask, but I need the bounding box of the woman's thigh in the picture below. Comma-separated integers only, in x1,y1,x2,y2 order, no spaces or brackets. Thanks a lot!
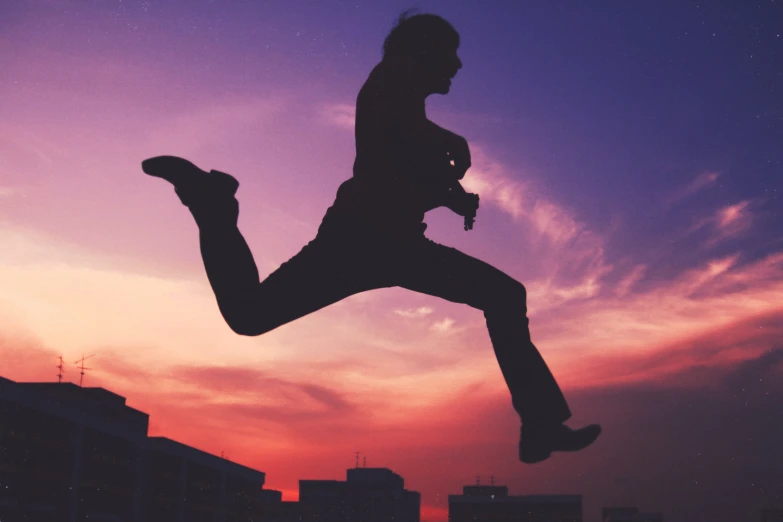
392,237,526,313
249,235,397,333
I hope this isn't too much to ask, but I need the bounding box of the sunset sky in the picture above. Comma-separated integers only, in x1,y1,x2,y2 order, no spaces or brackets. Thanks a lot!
1,1,782,521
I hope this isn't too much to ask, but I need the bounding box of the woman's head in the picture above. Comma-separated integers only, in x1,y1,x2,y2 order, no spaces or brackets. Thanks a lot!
382,10,462,95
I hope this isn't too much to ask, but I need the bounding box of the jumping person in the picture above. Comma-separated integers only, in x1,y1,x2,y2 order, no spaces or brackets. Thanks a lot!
141,12,600,463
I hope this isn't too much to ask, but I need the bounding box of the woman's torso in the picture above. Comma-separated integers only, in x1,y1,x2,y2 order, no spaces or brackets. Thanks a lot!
324,61,447,232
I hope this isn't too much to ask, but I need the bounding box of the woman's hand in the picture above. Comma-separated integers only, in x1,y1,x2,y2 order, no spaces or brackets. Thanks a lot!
441,130,472,180
444,188,480,230
422,121,472,181
461,192,480,230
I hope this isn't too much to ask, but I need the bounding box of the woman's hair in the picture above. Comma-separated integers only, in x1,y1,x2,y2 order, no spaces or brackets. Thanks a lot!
382,10,460,60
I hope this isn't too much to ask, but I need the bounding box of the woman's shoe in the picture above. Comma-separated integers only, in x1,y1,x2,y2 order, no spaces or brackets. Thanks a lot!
519,422,601,464
141,155,239,207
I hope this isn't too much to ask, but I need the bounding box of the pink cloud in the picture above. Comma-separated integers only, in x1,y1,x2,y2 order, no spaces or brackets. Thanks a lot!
141,95,290,159
458,146,614,309
660,170,720,210
682,200,755,248
0,185,22,198
318,102,355,129
394,306,435,318
430,317,456,333
614,264,647,297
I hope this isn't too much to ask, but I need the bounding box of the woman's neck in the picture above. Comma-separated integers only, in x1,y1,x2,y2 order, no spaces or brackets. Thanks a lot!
377,57,430,110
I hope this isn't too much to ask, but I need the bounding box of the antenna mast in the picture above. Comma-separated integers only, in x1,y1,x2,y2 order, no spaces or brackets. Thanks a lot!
355,451,360,468
363,456,367,468
74,354,95,387
56,355,66,383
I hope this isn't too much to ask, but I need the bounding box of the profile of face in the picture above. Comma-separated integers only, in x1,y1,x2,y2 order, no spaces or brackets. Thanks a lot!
415,44,462,96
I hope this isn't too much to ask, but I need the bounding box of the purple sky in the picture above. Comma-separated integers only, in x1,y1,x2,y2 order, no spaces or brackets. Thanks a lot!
1,1,782,521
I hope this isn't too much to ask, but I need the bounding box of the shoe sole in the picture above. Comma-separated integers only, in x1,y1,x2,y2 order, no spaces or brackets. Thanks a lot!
519,425,601,464
519,447,552,464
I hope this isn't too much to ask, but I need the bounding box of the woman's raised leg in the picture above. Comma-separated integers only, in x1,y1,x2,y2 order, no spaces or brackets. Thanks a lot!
143,156,388,336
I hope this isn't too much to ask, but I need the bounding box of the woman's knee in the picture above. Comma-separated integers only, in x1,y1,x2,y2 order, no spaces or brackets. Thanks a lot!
225,314,269,336
485,279,527,313
219,301,274,336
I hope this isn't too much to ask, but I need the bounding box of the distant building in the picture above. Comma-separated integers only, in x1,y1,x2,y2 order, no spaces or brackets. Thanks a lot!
603,506,663,522
346,468,420,522
298,467,420,522
448,483,581,522
270,499,302,522
762,508,783,522
0,375,277,522
300,479,347,522
0,377,150,521
144,436,269,521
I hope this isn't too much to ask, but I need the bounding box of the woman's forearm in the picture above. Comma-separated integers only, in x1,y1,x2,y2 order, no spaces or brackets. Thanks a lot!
430,179,468,214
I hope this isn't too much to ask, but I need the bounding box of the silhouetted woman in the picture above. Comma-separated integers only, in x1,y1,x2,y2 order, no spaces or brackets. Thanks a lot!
142,12,600,463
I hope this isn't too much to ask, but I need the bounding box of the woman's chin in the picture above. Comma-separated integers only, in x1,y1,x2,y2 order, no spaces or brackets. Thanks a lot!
435,79,452,94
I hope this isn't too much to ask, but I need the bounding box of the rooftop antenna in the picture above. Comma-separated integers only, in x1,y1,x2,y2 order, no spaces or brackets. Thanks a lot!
74,354,95,387
355,451,360,468
363,456,367,468
56,355,66,383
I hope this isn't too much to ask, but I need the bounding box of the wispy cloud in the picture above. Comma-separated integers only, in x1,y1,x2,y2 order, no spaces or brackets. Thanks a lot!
460,146,613,310
614,264,647,297
171,365,359,416
459,152,528,220
685,200,755,247
142,95,289,158
394,306,434,318
713,200,753,240
318,102,355,130
430,317,455,333
0,122,70,170
0,185,20,198
535,249,783,387
661,170,720,211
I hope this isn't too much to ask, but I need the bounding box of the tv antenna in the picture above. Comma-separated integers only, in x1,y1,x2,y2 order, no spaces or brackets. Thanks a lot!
56,355,66,383
355,451,360,468
74,354,95,387
363,456,367,468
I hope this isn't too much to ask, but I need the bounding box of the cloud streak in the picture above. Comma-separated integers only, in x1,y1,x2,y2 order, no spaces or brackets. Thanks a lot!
661,170,720,211
318,102,355,130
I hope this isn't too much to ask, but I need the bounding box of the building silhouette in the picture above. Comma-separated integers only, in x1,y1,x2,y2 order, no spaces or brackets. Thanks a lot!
603,506,663,522
0,374,281,522
145,436,271,521
256,489,301,522
298,466,420,522
448,482,581,522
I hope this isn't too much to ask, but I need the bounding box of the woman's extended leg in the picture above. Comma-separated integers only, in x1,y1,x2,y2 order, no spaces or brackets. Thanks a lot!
196,216,397,337
389,235,600,462
143,156,392,336
391,237,570,424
